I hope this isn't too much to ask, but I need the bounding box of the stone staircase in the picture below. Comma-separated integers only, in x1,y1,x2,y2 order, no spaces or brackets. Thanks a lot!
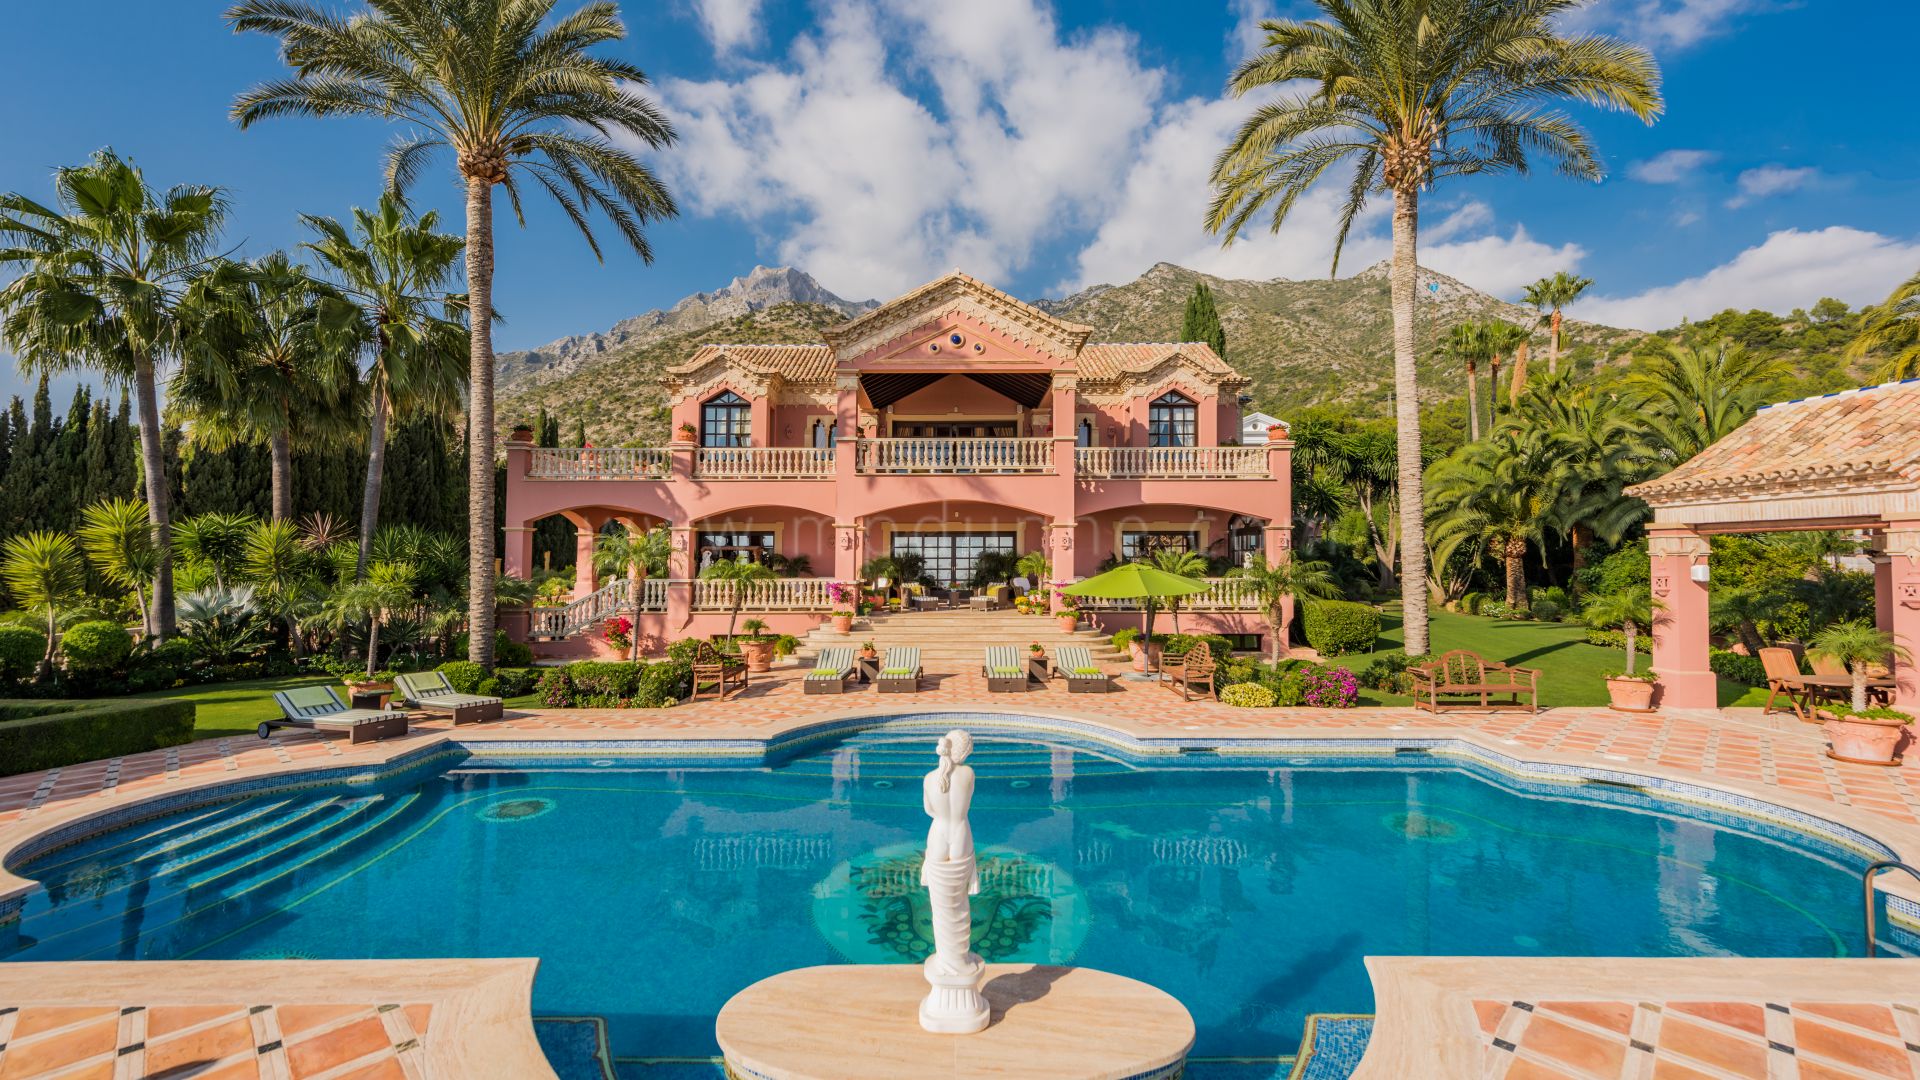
796,609,1127,669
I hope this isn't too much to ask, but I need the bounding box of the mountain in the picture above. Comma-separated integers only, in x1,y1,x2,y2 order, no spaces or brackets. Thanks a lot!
494,265,876,395
495,261,1649,445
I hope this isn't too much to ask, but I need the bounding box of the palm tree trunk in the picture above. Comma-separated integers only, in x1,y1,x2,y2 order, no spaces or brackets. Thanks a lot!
1504,537,1528,611
466,176,498,668
1624,624,1637,676
1853,669,1867,712
1464,360,1480,441
628,560,642,661
357,380,389,579
1548,310,1563,375
1487,357,1502,425
366,615,381,680
1389,187,1429,656
1508,341,1530,406
269,427,293,522
132,352,175,639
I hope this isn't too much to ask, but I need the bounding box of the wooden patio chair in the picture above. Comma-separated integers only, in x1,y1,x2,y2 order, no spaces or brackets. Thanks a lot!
1758,647,1812,719
804,647,858,695
691,640,749,702
1407,650,1539,713
877,647,922,694
1055,645,1109,694
1164,641,1217,701
984,645,1028,693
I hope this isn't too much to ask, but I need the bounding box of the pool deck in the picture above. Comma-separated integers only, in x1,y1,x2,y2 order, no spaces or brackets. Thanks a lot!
5,668,1920,1078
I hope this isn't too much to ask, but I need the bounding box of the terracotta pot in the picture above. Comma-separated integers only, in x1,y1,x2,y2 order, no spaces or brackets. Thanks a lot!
1128,641,1163,673
345,680,393,694
833,615,854,634
1056,614,1079,632
1821,713,1908,766
859,647,877,660
739,638,775,673
1606,676,1656,712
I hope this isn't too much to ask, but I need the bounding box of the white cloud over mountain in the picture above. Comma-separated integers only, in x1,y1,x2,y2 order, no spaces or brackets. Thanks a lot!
1571,227,1920,331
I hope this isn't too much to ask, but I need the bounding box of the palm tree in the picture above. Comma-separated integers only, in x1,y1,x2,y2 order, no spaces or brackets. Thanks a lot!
1809,621,1912,712
76,498,160,635
1523,271,1593,376
1581,589,1657,676
0,149,233,638
1149,547,1210,634
1628,340,1785,462
244,518,320,656
701,556,778,642
1845,270,1920,381
173,252,361,520
594,524,668,660
1427,423,1575,612
1518,370,1652,589
172,512,256,592
230,0,681,668
1482,320,1531,420
321,560,417,678
1227,553,1340,663
1207,1,1661,655
301,196,467,577
1437,321,1491,441
1709,586,1778,657
0,532,88,669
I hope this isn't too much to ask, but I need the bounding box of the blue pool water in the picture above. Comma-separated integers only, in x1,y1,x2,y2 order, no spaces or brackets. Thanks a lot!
0,726,1893,1064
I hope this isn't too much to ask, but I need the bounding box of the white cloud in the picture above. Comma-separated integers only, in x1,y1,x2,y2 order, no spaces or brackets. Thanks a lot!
1424,227,1587,299
1226,0,1277,62
1564,0,1771,50
654,0,1161,299
692,0,764,52
1570,227,1920,331
1629,149,1717,184
1725,164,1819,207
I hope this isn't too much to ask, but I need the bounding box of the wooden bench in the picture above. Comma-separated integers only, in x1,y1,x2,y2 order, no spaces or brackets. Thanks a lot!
1163,641,1217,701
1408,650,1539,713
691,641,749,702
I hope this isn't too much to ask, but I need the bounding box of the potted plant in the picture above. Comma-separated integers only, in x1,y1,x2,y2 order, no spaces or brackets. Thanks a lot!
1055,598,1080,633
1582,589,1661,712
738,618,775,672
509,422,535,442
832,609,855,634
675,421,697,442
1810,621,1914,766
859,640,878,659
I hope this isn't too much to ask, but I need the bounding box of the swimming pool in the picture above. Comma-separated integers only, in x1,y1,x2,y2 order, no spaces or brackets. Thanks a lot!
0,721,1896,1063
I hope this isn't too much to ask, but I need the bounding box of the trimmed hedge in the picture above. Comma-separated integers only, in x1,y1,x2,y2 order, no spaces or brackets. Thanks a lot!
0,626,46,683
1709,649,1768,688
1220,683,1276,708
436,660,486,694
1300,600,1381,656
1585,628,1652,654
61,621,133,673
0,697,196,777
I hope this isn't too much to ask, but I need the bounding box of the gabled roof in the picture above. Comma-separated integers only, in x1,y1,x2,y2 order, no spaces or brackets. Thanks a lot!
1077,343,1247,389
821,270,1093,360
664,344,836,385
1627,380,1920,504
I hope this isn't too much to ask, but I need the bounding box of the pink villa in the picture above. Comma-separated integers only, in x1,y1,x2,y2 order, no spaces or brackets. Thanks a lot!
501,270,1292,653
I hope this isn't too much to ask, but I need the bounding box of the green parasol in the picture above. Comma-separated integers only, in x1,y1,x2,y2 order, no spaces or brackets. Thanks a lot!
1062,564,1211,674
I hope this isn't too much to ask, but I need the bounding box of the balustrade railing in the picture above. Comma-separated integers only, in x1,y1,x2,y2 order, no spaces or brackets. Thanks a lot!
1075,445,1269,479
695,446,834,479
855,438,1054,474
526,447,671,479
691,577,836,611
528,578,668,638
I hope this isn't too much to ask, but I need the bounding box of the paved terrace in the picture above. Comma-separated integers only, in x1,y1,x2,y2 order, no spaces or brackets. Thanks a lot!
5,668,1920,1078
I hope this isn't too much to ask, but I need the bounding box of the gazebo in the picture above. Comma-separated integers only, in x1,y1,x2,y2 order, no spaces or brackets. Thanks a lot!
1626,379,1920,713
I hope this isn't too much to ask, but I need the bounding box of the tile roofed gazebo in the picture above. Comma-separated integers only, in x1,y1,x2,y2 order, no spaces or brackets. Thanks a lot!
1625,379,1920,712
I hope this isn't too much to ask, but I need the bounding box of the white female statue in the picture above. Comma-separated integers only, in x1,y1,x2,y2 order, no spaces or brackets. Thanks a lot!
918,729,990,1033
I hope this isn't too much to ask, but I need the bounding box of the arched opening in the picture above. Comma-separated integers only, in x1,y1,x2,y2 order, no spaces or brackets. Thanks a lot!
1148,391,1197,447
701,390,751,447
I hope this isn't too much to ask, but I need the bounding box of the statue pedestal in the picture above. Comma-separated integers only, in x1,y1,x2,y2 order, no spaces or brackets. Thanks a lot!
919,952,990,1034
717,964,1194,1080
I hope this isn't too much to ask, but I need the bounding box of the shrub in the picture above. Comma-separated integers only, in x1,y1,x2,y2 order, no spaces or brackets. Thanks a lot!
60,620,133,673
476,677,501,697
537,668,572,707
127,638,194,692
1165,633,1233,659
1360,651,1430,694
565,661,641,698
1589,540,1650,598
1302,666,1360,708
436,660,486,694
492,667,538,697
1110,628,1138,651
666,638,702,663
1585,628,1651,654
1217,656,1259,688
1220,682,1276,708
1300,600,1380,656
634,659,692,707
1530,599,1565,622
1709,649,1768,688
0,626,47,682
1271,667,1311,706
0,697,196,776
497,638,534,667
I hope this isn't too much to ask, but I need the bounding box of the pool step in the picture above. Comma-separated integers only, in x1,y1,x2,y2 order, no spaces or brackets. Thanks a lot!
201,792,424,900
174,797,385,891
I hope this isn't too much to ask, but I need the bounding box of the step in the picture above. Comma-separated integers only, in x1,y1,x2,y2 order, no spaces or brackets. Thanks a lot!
209,792,423,900
174,796,383,890
28,799,285,881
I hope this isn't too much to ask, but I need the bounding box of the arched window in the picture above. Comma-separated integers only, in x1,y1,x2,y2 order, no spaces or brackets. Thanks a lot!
1076,418,1094,447
1148,391,1196,447
811,418,833,449
702,391,751,448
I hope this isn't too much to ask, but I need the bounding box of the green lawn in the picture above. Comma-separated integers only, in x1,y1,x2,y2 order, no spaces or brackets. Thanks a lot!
127,674,546,740
1320,608,1758,708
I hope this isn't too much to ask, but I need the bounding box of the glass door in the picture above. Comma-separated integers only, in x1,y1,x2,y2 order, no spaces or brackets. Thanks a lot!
891,532,1017,588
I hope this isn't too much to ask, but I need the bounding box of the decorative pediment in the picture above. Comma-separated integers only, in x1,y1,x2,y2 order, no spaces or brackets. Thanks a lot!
823,271,1092,363
662,344,834,400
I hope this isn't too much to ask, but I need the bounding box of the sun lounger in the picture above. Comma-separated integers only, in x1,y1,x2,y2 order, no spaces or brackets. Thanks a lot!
804,647,858,695
1055,645,1109,694
984,645,1028,693
395,670,504,724
876,647,921,694
267,686,409,744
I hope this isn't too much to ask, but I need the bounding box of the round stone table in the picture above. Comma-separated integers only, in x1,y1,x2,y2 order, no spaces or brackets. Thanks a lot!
716,964,1194,1080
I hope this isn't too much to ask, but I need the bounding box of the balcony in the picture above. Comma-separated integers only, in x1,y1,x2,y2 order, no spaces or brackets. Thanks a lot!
527,447,671,479
694,446,835,479
1077,446,1270,479
854,438,1054,474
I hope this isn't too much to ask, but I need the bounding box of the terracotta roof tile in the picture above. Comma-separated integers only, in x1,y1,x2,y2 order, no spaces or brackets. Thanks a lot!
665,344,836,384
1628,379,1920,502
1077,342,1243,385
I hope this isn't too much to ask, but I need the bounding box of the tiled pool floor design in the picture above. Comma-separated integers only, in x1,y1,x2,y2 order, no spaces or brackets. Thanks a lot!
1475,997,1920,1079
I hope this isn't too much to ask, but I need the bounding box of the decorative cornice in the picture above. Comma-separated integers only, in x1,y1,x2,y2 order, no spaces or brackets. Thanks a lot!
822,272,1093,361
1648,532,1711,559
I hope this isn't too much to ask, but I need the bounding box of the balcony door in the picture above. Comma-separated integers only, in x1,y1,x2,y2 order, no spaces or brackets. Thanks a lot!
892,531,1016,588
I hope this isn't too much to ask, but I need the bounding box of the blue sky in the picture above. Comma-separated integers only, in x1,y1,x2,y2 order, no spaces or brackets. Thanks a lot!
3,0,1919,405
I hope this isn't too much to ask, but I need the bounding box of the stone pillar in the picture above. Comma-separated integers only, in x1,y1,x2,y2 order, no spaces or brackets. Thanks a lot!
1649,526,1714,710
834,521,864,583
1264,433,1293,518
573,529,598,598
1882,522,1920,715
1050,375,1078,481
1263,523,1293,656
1197,393,1220,446
667,525,696,632
1047,523,1078,612
502,525,535,581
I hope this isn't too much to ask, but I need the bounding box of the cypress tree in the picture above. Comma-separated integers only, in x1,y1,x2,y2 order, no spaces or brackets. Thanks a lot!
1179,280,1227,361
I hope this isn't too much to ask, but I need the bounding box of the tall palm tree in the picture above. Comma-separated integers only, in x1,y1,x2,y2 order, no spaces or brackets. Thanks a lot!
1149,547,1210,634
1627,340,1785,462
1482,320,1531,421
1207,0,1660,654
1524,271,1593,376
76,498,160,635
301,196,467,577
1516,370,1651,589
1227,553,1340,663
1845,270,1920,381
1436,321,1491,440
230,0,681,668
173,251,362,520
0,149,233,638
1427,423,1575,612
593,523,668,660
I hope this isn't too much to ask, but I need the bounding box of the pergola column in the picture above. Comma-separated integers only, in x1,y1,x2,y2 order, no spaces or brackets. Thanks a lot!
1882,521,1920,714
1649,526,1714,710
1262,523,1291,565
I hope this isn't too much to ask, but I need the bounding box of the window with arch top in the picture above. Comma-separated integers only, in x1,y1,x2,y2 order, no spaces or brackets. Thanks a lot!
702,391,751,448
1148,391,1196,447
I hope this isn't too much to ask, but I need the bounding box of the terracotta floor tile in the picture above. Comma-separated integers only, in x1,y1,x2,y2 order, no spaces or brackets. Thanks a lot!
1540,1000,1636,1034
1793,1002,1903,1039
1514,1014,1628,1077
1475,999,1509,1035
399,1005,432,1037
1668,1001,1767,1037
1793,1017,1913,1078
1503,1057,1585,1080
0,1015,116,1078
9,1006,118,1038
147,1005,244,1039
1656,1015,1769,1076
285,1015,391,1078
144,1014,256,1076
329,1058,408,1080
1649,1059,1723,1080
177,1060,265,1080
275,1003,369,1037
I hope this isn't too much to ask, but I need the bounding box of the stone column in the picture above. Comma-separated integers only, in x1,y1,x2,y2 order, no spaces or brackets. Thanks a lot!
1050,374,1078,480
1881,521,1920,714
834,521,864,584
502,525,535,581
573,528,598,598
1263,523,1293,656
667,525,696,632
1649,526,1714,710
1046,523,1078,612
